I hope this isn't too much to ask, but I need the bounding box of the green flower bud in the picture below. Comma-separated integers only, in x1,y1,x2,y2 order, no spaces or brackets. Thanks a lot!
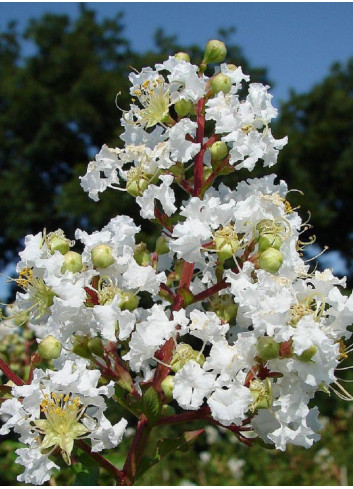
174,52,190,62
156,236,170,255
87,337,104,357
72,335,91,359
119,291,139,311
209,294,238,324
296,345,318,362
250,378,273,411
38,335,62,360
213,226,239,262
61,251,83,274
227,64,237,71
47,232,71,255
134,243,150,266
256,336,280,361
161,375,174,402
209,141,229,161
258,233,283,253
126,168,150,197
258,248,283,274
170,344,205,373
256,219,273,234
91,244,115,269
174,99,194,117
203,40,227,64
210,73,232,95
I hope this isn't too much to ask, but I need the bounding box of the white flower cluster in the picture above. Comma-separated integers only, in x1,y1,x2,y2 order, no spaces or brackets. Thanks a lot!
1,43,353,484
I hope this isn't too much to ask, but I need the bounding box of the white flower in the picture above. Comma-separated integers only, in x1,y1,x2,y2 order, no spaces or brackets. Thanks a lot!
167,119,200,163
173,361,215,410
207,382,252,426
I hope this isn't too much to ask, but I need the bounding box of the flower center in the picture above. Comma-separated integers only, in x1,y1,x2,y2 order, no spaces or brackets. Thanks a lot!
16,269,56,320
33,392,89,465
132,77,170,128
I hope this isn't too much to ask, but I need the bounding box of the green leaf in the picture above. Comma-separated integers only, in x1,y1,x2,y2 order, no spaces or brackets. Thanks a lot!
136,429,205,479
73,465,99,486
142,387,162,425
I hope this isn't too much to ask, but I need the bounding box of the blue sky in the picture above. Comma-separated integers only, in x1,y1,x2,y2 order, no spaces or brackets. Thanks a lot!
0,2,351,297
0,2,352,104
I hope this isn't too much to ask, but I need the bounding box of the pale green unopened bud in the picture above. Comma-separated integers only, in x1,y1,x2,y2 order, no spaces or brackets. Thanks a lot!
203,40,227,64
174,99,194,116
258,248,283,274
227,64,237,71
258,234,283,253
156,236,170,255
119,291,139,311
170,344,205,373
250,378,273,411
72,335,91,359
296,345,318,362
126,175,149,197
91,244,115,269
47,232,71,255
87,337,104,357
211,73,232,95
209,141,229,161
256,336,280,361
174,52,190,62
61,251,83,274
256,219,273,234
213,226,239,262
209,294,238,324
134,243,150,266
38,335,62,360
161,375,174,402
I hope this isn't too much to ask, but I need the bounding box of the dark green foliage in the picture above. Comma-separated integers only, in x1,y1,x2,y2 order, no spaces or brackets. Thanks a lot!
275,58,353,283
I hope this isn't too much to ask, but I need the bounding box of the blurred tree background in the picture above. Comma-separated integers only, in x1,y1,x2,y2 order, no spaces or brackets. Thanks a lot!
0,4,353,486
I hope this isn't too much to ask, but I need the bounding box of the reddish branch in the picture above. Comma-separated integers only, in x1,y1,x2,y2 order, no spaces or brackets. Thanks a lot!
193,98,206,196
0,358,24,386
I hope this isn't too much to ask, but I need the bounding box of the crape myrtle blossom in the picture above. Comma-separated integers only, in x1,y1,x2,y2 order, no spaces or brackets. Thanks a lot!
2,40,353,486
0,360,127,484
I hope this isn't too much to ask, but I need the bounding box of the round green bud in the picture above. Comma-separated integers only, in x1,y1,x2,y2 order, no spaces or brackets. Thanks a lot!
38,335,62,360
227,63,237,71
61,251,83,274
156,236,170,255
126,176,149,197
258,233,283,253
174,52,190,62
256,336,280,361
134,243,150,266
161,375,174,402
258,248,283,274
249,378,273,411
256,219,273,234
91,244,115,269
296,345,318,362
119,291,139,311
203,40,227,64
170,344,205,373
72,335,91,359
48,234,70,255
210,73,232,95
87,337,104,357
213,227,239,262
209,141,229,161
174,99,194,117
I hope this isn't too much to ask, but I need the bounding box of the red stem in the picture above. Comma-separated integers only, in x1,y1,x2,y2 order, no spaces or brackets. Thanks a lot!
121,415,151,485
192,279,230,303
0,358,24,386
76,440,124,483
157,406,211,426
